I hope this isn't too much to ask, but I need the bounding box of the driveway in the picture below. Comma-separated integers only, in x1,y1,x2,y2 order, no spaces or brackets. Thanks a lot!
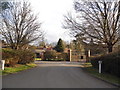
2,61,118,88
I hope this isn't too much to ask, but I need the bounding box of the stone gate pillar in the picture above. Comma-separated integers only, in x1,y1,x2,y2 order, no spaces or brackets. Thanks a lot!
88,50,91,57
68,49,72,62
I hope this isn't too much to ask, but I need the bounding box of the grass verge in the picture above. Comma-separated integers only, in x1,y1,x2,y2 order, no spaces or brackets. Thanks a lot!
2,63,36,75
83,63,120,86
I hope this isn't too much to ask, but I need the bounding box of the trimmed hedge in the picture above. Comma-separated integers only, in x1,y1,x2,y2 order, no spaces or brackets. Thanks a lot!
43,50,69,61
57,53,69,61
2,49,35,67
17,50,35,64
91,50,120,77
2,49,19,67
44,50,57,60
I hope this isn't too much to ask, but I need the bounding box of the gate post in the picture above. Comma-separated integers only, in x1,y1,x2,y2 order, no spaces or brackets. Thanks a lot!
68,49,72,62
88,50,91,57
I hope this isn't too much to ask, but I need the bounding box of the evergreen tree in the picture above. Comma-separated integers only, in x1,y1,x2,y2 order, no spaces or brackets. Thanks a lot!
55,38,65,52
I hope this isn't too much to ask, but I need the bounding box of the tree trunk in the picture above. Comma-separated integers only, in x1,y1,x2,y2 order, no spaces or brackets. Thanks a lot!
108,45,113,53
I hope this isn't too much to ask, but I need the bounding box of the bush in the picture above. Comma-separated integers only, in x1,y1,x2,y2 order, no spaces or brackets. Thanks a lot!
44,50,57,60
2,49,35,66
91,50,120,77
2,49,19,67
43,50,69,61
17,50,35,64
57,53,69,61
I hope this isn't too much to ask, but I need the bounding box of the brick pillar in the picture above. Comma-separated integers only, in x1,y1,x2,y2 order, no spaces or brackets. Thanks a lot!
41,52,44,60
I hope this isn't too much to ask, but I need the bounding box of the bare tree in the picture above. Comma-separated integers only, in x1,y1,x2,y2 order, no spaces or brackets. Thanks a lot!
0,1,42,49
63,0,120,53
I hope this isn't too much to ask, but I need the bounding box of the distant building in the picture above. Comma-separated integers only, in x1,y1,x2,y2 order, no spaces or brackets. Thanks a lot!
69,40,87,62
34,45,53,59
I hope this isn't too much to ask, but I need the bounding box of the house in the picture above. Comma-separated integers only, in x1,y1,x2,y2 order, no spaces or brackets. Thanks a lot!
34,45,53,59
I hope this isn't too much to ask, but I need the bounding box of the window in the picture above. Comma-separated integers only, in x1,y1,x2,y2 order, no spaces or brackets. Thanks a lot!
81,56,84,59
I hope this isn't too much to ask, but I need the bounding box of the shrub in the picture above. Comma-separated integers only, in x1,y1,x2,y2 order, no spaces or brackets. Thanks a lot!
57,53,69,61
2,49,35,66
17,50,35,64
43,50,69,61
91,50,120,77
44,50,57,60
2,49,19,67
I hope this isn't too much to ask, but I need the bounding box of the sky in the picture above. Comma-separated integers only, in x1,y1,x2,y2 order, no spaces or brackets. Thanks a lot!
28,0,75,44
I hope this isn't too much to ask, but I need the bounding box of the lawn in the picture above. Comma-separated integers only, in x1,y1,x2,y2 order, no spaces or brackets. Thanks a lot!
1,63,36,75
83,62,120,86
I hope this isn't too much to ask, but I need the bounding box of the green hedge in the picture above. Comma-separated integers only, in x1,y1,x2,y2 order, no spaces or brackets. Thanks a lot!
91,50,120,77
43,50,69,61
2,49,19,67
17,50,35,64
44,50,57,60
2,49,35,67
57,53,69,61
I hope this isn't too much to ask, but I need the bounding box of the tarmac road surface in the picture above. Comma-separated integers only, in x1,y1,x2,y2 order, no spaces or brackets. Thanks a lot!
2,61,118,88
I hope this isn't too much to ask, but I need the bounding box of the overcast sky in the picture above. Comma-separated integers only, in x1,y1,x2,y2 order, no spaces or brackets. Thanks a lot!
28,0,75,44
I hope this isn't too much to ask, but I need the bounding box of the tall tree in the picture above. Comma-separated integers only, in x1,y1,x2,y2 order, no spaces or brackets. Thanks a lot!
55,38,65,52
0,1,42,49
63,0,120,53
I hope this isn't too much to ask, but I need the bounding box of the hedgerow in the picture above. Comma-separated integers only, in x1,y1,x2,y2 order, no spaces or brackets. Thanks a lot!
2,49,35,67
91,50,120,77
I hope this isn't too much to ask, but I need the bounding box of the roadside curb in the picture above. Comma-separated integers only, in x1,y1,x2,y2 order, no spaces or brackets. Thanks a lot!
82,68,120,87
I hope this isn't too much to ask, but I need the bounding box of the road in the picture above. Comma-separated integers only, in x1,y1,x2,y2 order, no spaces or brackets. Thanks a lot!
2,61,117,88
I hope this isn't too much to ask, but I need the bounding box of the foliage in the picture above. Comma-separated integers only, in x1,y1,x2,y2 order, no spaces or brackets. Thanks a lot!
44,50,57,60
91,50,120,77
2,49,19,67
43,50,69,61
2,49,35,66
17,50,35,64
56,53,69,61
54,38,65,52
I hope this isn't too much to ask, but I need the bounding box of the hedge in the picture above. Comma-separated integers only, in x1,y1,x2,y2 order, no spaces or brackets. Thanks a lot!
44,50,57,60
43,50,69,61
90,50,120,77
17,50,35,64
2,49,19,67
2,49,35,67
57,53,69,61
